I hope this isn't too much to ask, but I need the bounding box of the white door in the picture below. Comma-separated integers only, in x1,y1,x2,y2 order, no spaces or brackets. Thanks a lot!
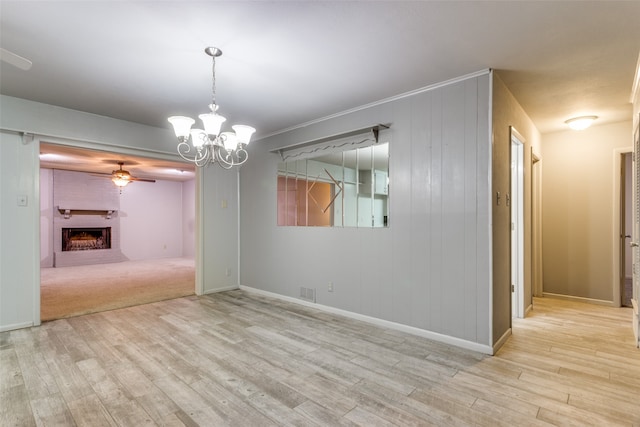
511,128,525,319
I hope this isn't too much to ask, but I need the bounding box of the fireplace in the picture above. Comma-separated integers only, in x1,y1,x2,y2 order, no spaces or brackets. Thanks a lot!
62,227,111,252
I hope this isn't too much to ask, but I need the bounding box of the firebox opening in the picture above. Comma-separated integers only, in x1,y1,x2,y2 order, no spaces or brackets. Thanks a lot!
62,227,111,251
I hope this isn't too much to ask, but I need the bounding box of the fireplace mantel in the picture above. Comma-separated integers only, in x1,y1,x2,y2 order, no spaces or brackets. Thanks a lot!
57,206,117,219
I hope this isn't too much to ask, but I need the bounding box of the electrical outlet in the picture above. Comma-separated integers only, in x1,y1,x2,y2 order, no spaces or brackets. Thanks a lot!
225,267,231,277
328,281,333,292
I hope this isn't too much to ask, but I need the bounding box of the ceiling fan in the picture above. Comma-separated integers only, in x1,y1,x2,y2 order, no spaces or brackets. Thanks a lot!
0,48,32,70
93,162,156,191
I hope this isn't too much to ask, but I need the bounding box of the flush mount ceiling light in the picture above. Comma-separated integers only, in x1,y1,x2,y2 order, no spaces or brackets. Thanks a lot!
168,47,256,169
565,115,598,131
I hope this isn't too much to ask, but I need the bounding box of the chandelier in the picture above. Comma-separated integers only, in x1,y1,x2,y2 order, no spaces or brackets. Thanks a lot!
168,47,255,168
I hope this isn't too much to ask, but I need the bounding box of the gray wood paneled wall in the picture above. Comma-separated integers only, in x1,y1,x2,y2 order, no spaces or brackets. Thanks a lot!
201,166,240,293
239,71,493,352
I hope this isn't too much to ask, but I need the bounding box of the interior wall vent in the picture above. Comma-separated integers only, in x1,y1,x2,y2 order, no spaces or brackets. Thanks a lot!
299,287,316,303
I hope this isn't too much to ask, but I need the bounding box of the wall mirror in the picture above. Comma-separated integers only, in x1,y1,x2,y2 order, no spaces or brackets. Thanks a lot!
277,128,389,227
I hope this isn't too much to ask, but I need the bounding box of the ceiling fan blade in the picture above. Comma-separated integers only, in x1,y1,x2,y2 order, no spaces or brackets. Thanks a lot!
130,177,156,183
0,48,32,71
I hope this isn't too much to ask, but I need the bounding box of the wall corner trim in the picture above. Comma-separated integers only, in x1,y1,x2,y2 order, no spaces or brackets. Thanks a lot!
240,285,494,355
0,321,34,333
203,285,239,295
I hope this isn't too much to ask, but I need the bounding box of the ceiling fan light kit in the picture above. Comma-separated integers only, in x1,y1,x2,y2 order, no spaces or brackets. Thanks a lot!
106,162,155,193
168,47,255,169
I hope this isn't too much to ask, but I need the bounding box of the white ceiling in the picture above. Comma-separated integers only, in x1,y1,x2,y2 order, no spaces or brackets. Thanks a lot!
2,1,640,174
38,142,196,182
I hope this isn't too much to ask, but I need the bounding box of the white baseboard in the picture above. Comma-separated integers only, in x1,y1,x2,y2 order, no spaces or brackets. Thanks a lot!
239,285,493,355
0,321,34,333
493,328,512,355
542,292,614,307
203,285,239,295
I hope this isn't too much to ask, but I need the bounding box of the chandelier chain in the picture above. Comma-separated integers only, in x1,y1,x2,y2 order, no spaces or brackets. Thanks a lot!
211,55,216,108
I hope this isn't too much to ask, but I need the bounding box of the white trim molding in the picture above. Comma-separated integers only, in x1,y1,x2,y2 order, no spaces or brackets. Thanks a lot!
203,285,238,295
542,292,615,307
240,285,494,355
612,147,634,308
259,69,491,141
0,322,34,333
493,328,512,355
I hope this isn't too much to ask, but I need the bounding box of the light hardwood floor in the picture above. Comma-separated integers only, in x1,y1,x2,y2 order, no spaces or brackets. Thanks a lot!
1,291,639,426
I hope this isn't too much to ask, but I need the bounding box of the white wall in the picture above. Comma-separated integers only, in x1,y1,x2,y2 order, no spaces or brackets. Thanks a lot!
202,167,239,293
39,170,195,263
542,121,632,302
240,72,493,352
182,178,196,259
120,179,185,260
40,169,54,267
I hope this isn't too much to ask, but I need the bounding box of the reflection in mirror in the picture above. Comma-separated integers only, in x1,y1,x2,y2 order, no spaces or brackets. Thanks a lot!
277,140,389,228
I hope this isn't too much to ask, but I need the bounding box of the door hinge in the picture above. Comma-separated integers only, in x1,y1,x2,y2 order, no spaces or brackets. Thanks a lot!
511,284,515,292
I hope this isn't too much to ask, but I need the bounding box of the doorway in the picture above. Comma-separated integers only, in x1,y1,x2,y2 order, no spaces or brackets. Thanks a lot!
511,128,525,318
621,152,633,307
39,142,197,320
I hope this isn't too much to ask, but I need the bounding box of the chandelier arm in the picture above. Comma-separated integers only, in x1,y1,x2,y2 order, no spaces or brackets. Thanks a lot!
193,148,213,168
235,148,249,165
178,141,211,167
214,147,237,169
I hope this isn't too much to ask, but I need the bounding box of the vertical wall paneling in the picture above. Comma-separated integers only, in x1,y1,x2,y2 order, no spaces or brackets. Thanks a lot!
240,71,493,352
429,87,444,333
201,165,239,293
441,82,466,337
463,78,480,342
390,98,412,326
476,74,492,346
0,131,40,331
410,91,431,331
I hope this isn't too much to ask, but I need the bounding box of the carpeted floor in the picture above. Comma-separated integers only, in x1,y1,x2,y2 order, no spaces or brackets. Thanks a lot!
41,257,195,321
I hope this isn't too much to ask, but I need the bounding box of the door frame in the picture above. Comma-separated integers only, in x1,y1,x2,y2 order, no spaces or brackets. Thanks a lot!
510,127,525,319
531,149,542,298
612,147,633,308
35,136,202,325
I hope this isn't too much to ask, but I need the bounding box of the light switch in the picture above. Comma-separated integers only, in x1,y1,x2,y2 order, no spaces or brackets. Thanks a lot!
221,199,227,209
17,195,28,206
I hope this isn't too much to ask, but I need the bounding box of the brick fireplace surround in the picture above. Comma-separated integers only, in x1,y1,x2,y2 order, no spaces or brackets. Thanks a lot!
52,169,126,267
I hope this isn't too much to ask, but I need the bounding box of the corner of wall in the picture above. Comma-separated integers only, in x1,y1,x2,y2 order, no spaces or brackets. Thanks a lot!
491,72,541,347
